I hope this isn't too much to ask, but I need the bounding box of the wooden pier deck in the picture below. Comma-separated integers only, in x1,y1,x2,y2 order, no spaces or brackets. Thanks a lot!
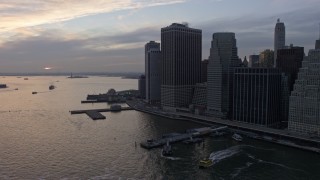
70,107,133,120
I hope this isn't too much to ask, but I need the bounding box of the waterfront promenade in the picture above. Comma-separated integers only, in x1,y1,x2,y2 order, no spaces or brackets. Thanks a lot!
127,100,320,153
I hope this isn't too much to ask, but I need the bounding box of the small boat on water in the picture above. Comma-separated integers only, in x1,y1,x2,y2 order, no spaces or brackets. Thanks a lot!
162,141,172,156
199,159,213,168
32,91,37,94
49,85,55,90
232,133,243,142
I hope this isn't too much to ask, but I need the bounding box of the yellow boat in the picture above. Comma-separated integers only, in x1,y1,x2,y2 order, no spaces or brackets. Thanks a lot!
199,159,213,168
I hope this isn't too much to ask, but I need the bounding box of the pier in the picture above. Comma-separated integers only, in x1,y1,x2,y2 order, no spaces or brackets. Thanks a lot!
140,126,228,149
70,107,133,120
127,100,320,153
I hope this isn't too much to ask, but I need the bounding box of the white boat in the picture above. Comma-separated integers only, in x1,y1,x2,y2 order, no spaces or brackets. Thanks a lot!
232,133,243,142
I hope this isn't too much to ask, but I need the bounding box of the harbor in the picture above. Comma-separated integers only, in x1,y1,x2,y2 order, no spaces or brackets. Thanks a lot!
127,99,320,154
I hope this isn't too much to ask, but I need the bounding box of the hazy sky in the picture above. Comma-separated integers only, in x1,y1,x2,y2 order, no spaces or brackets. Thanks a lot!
0,0,319,73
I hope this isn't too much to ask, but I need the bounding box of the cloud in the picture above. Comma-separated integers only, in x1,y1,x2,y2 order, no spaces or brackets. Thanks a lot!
0,26,161,73
0,0,185,36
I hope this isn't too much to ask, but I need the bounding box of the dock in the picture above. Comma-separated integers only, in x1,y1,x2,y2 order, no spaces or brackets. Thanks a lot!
85,110,106,120
140,126,228,149
70,107,133,120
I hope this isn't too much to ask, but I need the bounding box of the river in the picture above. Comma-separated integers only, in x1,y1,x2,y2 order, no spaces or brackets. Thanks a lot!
0,76,319,179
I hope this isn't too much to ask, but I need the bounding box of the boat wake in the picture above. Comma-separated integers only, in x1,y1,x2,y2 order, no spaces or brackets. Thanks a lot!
160,154,182,160
230,162,254,178
247,153,308,174
209,145,241,164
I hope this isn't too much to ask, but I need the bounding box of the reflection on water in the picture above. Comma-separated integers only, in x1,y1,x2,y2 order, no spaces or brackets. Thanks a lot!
0,76,319,179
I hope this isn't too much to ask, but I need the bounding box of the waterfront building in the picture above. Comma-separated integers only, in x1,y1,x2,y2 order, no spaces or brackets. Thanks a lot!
249,55,259,67
276,45,304,92
138,75,146,99
274,18,286,66
288,47,320,136
259,49,274,68
207,32,240,118
145,41,161,104
201,59,208,83
161,23,202,111
233,68,282,128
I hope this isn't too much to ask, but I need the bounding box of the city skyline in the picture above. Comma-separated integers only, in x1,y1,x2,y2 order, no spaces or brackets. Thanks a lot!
0,0,319,73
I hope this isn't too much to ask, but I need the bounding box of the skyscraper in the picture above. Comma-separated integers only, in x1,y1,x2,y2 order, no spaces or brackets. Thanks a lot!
249,55,259,67
201,59,208,83
276,45,304,92
161,23,202,111
233,68,282,128
207,32,240,118
138,75,146,99
242,56,248,67
288,46,320,136
274,18,286,66
316,24,320,49
145,41,161,104
145,41,160,101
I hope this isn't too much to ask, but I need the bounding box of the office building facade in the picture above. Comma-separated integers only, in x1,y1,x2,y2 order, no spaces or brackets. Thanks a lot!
249,55,259,67
145,41,160,102
233,68,282,127
161,23,202,110
207,32,240,118
201,59,208,83
276,45,304,92
145,41,161,103
288,48,320,136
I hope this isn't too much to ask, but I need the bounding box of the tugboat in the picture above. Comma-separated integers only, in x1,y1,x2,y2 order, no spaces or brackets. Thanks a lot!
232,133,243,142
199,158,213,168
162,141,172,156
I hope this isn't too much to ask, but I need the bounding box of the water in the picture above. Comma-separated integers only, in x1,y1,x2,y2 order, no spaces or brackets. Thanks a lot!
0,76,320,179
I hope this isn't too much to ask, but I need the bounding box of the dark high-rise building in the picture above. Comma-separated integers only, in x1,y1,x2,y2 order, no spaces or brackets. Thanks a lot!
201,59,208,83
145,41,161,104
249,55,259,67
161,23,202,111
316,40,320,49
276,45,304,92
274,18,286,66
233,68,282,128
138,75,146,99
207,32,240,118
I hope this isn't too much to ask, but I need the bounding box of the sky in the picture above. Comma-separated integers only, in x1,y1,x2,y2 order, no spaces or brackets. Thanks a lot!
0,0,319,73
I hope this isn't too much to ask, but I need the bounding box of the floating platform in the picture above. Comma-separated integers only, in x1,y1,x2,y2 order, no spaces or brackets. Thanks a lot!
140,126,228,149
70,107,133,120
85,110,106,120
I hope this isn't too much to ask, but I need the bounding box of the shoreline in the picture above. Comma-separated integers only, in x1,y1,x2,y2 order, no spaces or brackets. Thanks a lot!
127,100,320,154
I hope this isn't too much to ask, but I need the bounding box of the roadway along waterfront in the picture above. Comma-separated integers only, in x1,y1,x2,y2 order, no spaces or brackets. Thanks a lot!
127,99,320,154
